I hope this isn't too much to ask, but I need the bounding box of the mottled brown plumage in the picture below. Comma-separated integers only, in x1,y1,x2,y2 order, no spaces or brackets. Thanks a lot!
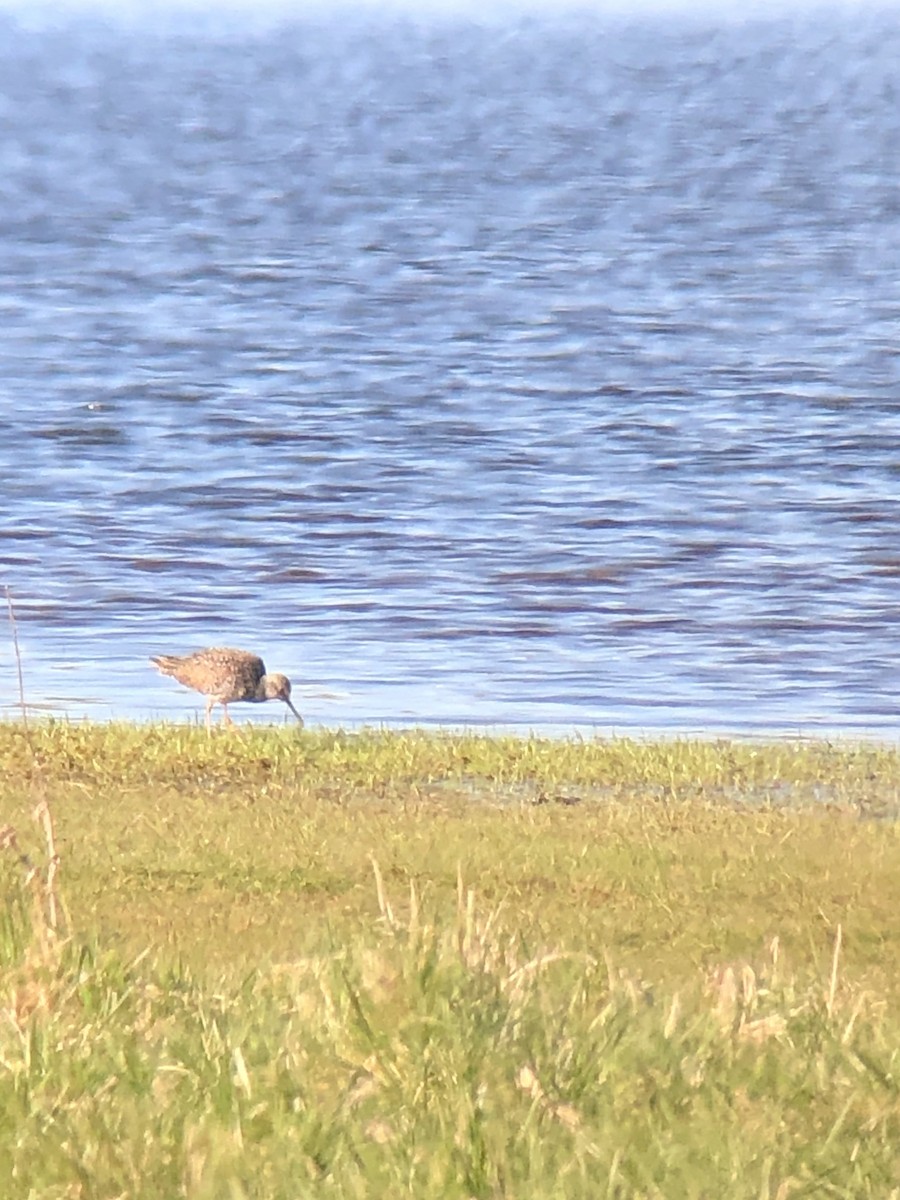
150,647,303,731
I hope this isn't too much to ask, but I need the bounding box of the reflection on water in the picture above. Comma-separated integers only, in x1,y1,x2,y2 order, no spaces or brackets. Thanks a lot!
2,7,900,734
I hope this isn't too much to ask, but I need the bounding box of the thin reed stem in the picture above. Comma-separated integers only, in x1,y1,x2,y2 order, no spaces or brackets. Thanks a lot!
5,586,28,728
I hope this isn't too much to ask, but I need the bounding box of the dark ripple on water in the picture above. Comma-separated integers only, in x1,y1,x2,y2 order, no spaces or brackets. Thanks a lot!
2,6,900,733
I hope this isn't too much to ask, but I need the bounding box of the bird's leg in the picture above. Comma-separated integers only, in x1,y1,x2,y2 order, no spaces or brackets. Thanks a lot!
205,697,215,736
220,705,246,737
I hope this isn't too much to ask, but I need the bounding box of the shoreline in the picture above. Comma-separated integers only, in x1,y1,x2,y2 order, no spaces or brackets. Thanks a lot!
3,712,900,744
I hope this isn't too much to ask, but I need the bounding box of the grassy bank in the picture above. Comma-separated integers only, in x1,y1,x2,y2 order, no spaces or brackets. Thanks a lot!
2,722,900,1197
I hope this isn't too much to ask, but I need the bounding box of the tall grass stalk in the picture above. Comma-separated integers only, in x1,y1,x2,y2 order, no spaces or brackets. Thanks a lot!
5,586,28,729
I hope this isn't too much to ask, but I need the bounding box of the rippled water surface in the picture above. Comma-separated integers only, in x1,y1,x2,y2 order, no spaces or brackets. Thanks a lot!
3,5,900,733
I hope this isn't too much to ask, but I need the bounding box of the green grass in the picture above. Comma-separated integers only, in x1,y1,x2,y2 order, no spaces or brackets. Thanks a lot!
2,721,900,1197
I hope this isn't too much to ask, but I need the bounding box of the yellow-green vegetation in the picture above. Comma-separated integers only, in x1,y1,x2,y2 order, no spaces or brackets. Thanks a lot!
2,721,900,1198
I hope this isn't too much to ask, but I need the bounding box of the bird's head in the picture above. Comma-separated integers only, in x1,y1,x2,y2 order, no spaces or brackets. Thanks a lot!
263,673,304,724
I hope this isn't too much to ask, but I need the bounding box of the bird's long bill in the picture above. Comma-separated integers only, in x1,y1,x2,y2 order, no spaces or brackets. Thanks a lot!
284,697,304,726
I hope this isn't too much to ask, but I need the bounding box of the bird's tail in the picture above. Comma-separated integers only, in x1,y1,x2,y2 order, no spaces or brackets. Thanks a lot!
150,655,181,676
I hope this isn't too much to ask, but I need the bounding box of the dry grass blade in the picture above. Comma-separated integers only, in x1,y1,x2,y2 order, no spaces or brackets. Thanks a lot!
370,856,395,928
34,799,62,936
827,923,842,1019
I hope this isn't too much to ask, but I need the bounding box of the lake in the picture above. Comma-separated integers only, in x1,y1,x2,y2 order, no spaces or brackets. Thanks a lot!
2,4,900,735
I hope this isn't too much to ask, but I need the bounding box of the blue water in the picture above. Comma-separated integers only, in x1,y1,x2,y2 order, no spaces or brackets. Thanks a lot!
3,4,900,734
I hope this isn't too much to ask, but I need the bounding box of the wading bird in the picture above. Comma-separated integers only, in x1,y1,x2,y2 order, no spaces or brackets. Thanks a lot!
150,647,303,732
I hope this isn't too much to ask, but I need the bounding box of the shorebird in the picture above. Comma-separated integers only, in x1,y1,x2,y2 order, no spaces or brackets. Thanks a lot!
150,647,303,732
